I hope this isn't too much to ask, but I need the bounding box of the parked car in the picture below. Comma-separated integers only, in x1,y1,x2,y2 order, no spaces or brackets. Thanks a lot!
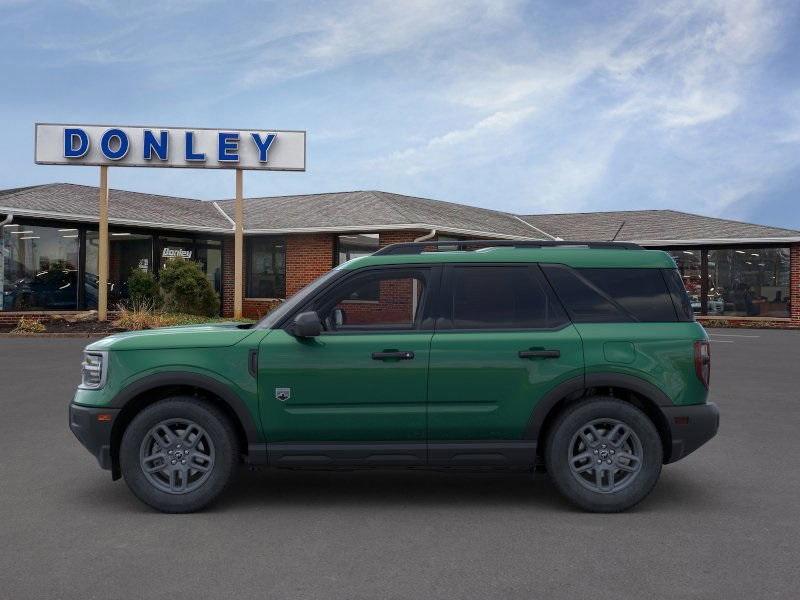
690,294,725,315
3,267,77,310
69,240,719,513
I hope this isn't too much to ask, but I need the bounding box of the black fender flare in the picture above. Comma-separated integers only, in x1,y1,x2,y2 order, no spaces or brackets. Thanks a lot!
523,375,585,440
523,372,672,441
109,371,259,443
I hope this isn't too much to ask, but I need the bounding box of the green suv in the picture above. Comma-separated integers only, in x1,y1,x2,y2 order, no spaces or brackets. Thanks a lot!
69,240,719,513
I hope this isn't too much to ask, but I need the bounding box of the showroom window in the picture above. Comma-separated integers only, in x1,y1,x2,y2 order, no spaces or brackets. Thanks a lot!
247,237,285,298
706,247,790,318
337,233,379,265
1,223,80,310
658,246,791,319
196,239,223,295
85,230,154,309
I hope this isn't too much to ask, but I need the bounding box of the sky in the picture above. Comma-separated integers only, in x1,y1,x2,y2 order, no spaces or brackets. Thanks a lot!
1,0,799,228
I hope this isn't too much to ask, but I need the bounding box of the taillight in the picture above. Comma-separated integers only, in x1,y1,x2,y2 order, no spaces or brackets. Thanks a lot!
694,340,711,389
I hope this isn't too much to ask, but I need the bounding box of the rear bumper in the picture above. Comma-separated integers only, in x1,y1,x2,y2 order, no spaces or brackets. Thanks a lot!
662,402,719,463
69,402,120,471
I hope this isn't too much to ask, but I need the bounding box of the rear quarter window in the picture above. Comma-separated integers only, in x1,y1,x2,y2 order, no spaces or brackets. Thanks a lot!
662,268,695,322
541,265,679,323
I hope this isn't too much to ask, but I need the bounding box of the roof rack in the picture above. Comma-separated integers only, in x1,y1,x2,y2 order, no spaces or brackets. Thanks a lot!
373,239,642,256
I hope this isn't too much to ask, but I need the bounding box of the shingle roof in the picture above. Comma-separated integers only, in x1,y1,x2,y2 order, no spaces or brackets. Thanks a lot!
519,210,800,243
0,183,230,232
215,190,544,239
1,183,798,243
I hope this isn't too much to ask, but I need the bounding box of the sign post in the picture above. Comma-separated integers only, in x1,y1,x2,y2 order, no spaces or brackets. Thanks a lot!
98,166,109,320
234,169,244,319
34,123,306,320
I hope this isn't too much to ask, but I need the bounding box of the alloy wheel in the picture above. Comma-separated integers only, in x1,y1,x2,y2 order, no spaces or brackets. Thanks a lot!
568,418,644,494
139,418,216,494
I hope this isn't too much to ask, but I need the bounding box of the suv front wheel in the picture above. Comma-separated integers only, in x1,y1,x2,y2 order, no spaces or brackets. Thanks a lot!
545,397,663,512
119,397,238,513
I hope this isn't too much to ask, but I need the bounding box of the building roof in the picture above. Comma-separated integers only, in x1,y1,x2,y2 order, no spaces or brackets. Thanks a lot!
1,183,798,244
0,183,231,232
215,190,544,239
519,209,800,244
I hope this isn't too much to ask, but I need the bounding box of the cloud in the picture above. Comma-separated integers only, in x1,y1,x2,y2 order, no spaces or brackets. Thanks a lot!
237,0,520,88
1,0,798,227
367,0,795,215
377,106,536,175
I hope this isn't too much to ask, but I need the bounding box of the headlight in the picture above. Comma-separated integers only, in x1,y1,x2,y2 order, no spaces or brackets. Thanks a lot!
80,351,107,389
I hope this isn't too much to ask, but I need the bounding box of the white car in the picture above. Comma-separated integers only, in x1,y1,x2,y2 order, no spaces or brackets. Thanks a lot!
691,295,724,315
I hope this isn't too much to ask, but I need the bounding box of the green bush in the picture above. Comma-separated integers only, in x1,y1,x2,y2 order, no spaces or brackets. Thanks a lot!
127,269,162,308
158,259,220,317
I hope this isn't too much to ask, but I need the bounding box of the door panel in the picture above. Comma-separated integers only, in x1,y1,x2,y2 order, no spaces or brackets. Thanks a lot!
258,266,437,445
259,329,432,442
427,327,584,440
427,264,585,443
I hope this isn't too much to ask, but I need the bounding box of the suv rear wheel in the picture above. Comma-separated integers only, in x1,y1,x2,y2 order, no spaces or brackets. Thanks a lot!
545,397,662,512
119,397,238,513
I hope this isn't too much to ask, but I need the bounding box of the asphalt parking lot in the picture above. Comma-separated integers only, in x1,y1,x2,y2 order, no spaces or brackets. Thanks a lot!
1,328,799,599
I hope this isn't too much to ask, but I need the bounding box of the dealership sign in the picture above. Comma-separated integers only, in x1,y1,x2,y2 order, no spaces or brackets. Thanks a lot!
34,123,306,171
162,247,192,260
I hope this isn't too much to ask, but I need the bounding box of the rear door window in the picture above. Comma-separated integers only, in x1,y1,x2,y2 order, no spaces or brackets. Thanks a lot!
443,265,568,330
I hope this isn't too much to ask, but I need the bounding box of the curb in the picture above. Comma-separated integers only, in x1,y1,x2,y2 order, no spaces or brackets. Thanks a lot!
0,333,108,338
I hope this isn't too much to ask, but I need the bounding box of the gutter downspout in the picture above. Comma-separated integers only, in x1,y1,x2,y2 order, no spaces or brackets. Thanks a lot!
414,228,437,242
0,213,12,226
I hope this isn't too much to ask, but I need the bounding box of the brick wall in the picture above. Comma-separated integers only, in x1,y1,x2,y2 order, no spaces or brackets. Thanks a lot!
241,298,283,320
0,311,120,326
340,277,420,325
285,234,336,296
379,230,426,247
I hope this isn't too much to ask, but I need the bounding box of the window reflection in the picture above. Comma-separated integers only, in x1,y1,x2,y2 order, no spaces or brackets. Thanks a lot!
2,224,79,310
247,237,285,298
707,248,790,318
85,230,154,308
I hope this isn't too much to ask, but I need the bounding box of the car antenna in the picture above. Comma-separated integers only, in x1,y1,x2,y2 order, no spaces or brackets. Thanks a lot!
610,220,626,241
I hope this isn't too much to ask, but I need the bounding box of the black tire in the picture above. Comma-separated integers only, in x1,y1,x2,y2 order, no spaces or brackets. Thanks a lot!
120,396,239,513
545,397,663,513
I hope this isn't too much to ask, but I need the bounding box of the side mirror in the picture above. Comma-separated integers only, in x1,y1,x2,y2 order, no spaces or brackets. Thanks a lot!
292,311,322,338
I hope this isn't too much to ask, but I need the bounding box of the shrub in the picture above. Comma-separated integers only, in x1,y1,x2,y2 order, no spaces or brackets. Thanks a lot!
158,259,220,317
127,269,162,308
114,304,173,331
11,316,46,334
113,305,252,330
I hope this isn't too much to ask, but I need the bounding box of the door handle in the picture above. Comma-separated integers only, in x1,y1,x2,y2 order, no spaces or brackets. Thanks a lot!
519,349,560,359
371,350,415,361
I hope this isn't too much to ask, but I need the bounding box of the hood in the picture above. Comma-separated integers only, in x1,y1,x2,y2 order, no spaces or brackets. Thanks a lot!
87,322,258,351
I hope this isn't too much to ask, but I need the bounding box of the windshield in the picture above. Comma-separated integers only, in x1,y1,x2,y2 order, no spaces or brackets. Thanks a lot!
255,268,342,329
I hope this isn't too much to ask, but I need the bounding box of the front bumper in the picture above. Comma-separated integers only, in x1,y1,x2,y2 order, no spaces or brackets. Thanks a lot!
662,402,720,463
69,402,120,471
